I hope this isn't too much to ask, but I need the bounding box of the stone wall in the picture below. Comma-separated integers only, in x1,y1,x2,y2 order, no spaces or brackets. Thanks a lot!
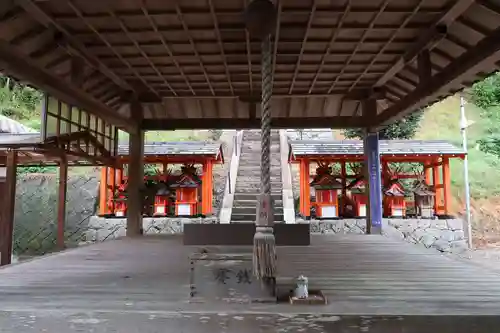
14,172,99,255
86,216,218,243
301,218,468,254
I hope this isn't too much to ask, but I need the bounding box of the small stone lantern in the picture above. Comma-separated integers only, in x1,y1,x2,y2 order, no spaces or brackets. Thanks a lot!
295,275,309,299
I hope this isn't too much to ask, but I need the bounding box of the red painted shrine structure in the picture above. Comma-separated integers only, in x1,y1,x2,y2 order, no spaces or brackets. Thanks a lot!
99,142,224,217
289,140,465,219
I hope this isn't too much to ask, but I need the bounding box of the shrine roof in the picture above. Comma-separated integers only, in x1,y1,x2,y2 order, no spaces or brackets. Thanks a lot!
289,140,465,160
117,141,224,162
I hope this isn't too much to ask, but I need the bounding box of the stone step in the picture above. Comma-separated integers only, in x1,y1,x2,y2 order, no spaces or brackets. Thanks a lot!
232,206,283,214
232,199,283,207
234,193,282,201
231,213,285,221
234,188,283,193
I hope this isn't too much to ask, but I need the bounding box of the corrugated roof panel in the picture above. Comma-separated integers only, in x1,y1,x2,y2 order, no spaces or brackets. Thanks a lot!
289,140,464,156
117,141,222,157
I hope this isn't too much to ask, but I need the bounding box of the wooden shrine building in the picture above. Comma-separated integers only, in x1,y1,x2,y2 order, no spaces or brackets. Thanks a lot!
98,141,224,217
0,0,498,275
289,139,465,219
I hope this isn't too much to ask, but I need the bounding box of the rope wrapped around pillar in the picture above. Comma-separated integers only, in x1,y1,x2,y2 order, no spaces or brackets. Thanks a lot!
253,34,276,280
244,0,277,283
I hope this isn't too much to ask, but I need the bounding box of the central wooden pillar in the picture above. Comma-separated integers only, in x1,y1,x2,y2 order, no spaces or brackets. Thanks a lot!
127,101,145,236
363,130,383,234
0,151,17,266
57,157,68,250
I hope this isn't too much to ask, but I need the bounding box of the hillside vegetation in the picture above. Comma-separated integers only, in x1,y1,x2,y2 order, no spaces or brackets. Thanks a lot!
417,95,500,245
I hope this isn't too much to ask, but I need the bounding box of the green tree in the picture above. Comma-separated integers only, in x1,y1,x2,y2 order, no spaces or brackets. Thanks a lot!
470,72,500,158
471,72,500,109
344,110,423,139
0,76,42,123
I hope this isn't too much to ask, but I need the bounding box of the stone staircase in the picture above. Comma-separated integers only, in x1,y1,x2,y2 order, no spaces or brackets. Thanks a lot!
230,130,284,223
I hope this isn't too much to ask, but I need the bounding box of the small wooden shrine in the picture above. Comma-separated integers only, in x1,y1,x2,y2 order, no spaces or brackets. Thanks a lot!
347,177,368,218
383,179,407,217
171,164,202,216
99,141,223,218
310,162,343,218
413,180,436,218
289,139,465,219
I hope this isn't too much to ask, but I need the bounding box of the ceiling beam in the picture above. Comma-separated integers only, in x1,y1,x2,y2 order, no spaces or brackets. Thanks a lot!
374,0,475,88
0,39,133,132
15,0,131,93
141,116,369,130
376,24,500,127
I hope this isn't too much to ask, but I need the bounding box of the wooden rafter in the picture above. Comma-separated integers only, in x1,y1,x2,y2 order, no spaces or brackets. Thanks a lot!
328,0,391,94
140,1,195,95
64,0,157,98
289,0,316,94
308,1,351,94
208,0,233,95
109,11,175,96
377,23,500,126
0,39,131,131
373,0,474,88
271,0,282,91
16,0,130,93
175,5,215,96
347,0,425,93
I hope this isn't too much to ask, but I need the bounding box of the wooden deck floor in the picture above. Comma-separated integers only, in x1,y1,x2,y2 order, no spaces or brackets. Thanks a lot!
0,234,500,315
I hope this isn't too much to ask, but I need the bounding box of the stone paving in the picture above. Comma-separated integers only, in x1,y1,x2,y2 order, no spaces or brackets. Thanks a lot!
0,311,495,333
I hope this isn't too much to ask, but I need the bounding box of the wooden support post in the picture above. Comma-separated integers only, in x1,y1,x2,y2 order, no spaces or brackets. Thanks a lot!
201,161,213,215
0,151,16,266
57,157,68,250
127,101,145,236
424,161,432,185
117,167,123,185
208,160,213,214
109,167,116,214
432,159,442,215
299,159,305,216
303,159,311,218
363,131,383,234
99,167,108,216
340,161,347,215
442,157,451,215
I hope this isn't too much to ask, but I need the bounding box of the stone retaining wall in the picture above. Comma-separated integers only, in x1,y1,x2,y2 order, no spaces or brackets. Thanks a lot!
87,216,468,254
302,218,468,254
86,216,218,243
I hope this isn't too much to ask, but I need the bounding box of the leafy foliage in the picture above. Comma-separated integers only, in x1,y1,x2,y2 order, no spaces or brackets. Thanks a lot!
470,72,500,158
0,76,42,126
471,73,500,109
344,110,424,140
